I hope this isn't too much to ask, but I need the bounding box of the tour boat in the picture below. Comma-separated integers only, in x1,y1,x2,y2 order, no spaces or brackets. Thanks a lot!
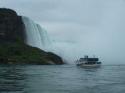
76,55,101,68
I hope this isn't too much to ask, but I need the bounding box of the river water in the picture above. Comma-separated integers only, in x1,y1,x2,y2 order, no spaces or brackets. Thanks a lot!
0,64,125,93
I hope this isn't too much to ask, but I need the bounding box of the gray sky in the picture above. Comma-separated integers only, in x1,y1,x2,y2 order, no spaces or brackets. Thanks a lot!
1,0,125,64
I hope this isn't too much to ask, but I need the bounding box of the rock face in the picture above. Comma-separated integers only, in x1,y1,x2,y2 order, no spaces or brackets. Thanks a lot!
0,8,25,43
0,8,64,65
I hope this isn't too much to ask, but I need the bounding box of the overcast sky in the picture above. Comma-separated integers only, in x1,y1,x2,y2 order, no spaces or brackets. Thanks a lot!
1,0,125,64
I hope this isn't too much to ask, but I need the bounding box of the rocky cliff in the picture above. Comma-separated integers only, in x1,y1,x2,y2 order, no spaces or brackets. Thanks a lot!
0,8,25,43
0,8,64,65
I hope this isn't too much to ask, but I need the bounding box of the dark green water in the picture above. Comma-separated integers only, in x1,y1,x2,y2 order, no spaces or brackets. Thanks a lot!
0,64,125,93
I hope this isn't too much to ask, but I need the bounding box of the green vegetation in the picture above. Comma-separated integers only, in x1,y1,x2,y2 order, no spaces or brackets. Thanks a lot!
0,42,63,65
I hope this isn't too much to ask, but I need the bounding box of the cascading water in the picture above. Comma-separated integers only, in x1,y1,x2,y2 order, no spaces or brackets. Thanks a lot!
22,16,79,64
22,16,52,51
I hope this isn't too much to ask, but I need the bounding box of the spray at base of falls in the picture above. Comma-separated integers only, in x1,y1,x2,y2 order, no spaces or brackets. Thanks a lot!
22,16,75,63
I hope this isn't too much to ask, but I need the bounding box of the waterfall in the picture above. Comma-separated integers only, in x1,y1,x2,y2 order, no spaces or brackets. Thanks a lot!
22,16,51,51
22,16,76,63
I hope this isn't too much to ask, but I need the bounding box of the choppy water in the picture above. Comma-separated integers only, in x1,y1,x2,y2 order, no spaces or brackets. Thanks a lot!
0,64,125,93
